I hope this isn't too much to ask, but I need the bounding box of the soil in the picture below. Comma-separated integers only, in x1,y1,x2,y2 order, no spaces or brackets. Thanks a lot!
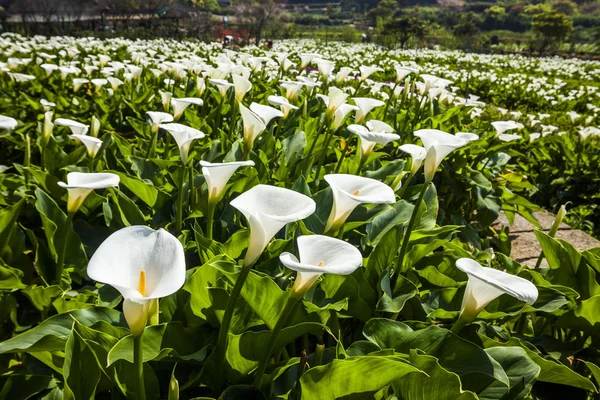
493,211,600,268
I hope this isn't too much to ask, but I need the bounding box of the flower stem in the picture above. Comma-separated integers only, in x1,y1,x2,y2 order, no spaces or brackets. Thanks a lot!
396,173,414,199
313,127,335,184
394,182,429,276
450,314,469,335
56,211,75,284
146,127,158,159
133,333,146,400
212,262,254,385
175,165,187,232
254,291,302,392
206,200,216,240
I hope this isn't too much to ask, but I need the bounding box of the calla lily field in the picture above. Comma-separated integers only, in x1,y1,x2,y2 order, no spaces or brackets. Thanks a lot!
1,33,600,400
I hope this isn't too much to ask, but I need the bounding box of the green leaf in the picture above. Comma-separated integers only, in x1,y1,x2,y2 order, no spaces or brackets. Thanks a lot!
112,172,158,207
367,199,413,245
0,308,124,354
63,327,102,400
107,322,208,366
0,375,54,400
482,347,540,400
299,356,421,399
392,350,478,400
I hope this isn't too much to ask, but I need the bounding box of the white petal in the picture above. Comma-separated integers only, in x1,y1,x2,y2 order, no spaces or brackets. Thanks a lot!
200,160,255,201
87,226,186,300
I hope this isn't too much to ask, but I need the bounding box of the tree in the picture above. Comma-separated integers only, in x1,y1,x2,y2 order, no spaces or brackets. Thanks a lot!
532,10,573,52
453,13,480,49
234,0,285,46
383,15,427,49
366,0,397,25
551,0,578,16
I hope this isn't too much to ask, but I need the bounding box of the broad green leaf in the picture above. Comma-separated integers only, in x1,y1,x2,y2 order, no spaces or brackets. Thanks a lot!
299,356,422,399
63,327,101,400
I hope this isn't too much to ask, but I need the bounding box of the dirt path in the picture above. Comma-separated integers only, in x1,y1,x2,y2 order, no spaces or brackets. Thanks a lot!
493,211,600,267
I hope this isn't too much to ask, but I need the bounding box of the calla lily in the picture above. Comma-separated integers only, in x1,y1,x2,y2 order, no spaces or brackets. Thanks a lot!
54,118,89,135
107,77,124,91
455,132,479,142
159,90,173,111
324,174,395,233
331,104,358,131
200,160,255,202
158,123,205,164
250,103,284,126
43,112,54,142
398,144,427,175
196,76,206,96
40,99,56,112
491,121,520,136
230,185,316,266
280,80,304,103
91,115,101,137
296,76,321,96
454,258,538,329
280,235,363,295
316,58,335,79
499,133,522,142
299,53,320,70
352,97,385,123
348,121,399,158
73,78,89,92
268,95,299,118
87,226,186,336
359,65,383,82
58,172,120,214
317,87,349,119
146,111,174,133
232,74,252,104
240,104,267,153
0,115,18,131
395,65,418,83
335,67,354,84
414,129,466,183
170,98,204,120
71,134,103,157
208,78,234,97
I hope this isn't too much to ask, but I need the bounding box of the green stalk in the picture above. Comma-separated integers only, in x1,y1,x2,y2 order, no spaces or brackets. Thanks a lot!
313,127,335,183
146,127,158,159
254,291,302,392
212,263,254,384
394,182,429,276
206,200,216,240
396,173,414,199
133,333,146,400
450,314,469,335
382,82,399,122
55,211,75,284
175,165,187,232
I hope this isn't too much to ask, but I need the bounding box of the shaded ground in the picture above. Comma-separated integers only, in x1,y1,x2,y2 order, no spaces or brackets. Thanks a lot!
494,211,600,267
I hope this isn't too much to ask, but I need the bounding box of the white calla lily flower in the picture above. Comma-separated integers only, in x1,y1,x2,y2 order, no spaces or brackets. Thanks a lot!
87,226,186,336
232,74,252,104
455,258,538,324
73,78,89,92
491,121,521,136
54,118,89,136
280,80,304,103
299,53,320,70
281,235,363,294
352,97,385,123
58,172,120,213
240,104,267,153
395,65,418,83
230,185,316,266
200,160,255,202
317,87,349,119
71,134,103,157
331,104,358,131
348,122,399,158
398,144,427,175
208,78,234,97
146,111,174,133
43,112,54,142
0,115,18,131
170,98,204,120
268,95,298,118
158,123,205,164
359,65,383,81
498,133,522,142
455,132,479,142
414,129,466,183
324,174,395,233
249,103,284,126
40,99,56,112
